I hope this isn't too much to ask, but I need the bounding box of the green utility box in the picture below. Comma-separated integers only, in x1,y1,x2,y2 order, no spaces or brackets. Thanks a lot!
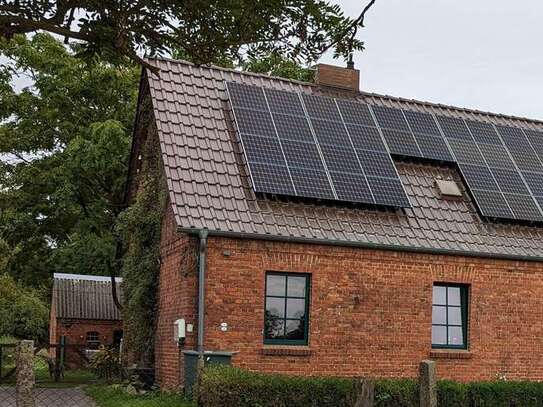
182,350,235,396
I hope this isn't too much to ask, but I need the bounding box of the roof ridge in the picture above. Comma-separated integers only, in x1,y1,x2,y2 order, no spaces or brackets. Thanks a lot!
146,56,543,126
53,273,122,282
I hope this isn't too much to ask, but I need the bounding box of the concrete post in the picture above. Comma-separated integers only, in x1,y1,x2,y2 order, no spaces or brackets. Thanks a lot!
16,340,35,407
352,378,374,407
419,360,437,407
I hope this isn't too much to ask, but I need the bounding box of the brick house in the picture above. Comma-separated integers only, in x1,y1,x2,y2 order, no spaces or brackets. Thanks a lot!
49,273,123,367
127,57,543,390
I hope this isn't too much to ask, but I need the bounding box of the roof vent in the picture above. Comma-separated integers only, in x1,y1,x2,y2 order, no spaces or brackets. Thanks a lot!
436,179,462,198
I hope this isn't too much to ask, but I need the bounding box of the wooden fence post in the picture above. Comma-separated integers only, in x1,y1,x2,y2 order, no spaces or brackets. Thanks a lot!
419,360,437,407
16,340,35,407
352,378,374,407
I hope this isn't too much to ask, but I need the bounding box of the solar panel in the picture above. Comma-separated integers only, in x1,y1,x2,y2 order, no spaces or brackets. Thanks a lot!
346,124,387,151
281,140,326,170
356,150,399,178
436,116,473,141
302,94,410,208
227,81,543,221
415,134,454,161
336,99,377,127
504,193,543,221
301,93,342,120
319,144,362,173
459,164,499,191
372,105,411,132
380,129,421,157
289,167,335,199
234,108,276,137
478,144,515,169
368,177,411,207
329,171,373,202
465,120,502,145
447,139,484,164
490,168,530,194
249,163,296,196
226,82,410,207
273,114,315,142
241,134,285,164
469,189,513,219
403,111,441,136
227,82,268,110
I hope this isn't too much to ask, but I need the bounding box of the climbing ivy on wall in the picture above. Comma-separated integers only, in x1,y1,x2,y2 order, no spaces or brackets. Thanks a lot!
116,126,166,366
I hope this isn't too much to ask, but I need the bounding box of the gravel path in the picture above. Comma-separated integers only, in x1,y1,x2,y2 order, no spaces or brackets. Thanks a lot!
0,386,97,407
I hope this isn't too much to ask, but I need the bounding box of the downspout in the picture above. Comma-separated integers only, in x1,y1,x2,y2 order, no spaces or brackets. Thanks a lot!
197,229,208,365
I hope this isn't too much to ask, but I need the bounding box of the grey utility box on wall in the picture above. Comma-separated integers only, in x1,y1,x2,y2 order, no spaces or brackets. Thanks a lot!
182,350,235,396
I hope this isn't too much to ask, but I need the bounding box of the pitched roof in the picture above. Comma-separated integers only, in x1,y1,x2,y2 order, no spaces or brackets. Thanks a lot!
143,57,543,260
52,273,122,320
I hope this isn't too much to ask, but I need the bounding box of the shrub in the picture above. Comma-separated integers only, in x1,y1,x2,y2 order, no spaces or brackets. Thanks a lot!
374,379,418,407
89,346,121,380
467,381,543,407
197,366,543,407
197,365,354,407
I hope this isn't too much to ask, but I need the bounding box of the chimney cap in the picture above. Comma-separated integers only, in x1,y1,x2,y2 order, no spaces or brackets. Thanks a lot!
346,54,355,69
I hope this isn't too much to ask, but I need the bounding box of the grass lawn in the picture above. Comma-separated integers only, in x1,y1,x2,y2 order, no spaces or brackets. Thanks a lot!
86,385,195,407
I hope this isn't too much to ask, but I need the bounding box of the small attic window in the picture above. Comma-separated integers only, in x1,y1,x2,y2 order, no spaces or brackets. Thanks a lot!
436,179,462,198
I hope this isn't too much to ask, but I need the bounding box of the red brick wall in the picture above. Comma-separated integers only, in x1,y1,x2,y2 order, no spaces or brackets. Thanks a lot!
55,319,123,368
154,203,198,390
199,236,543,383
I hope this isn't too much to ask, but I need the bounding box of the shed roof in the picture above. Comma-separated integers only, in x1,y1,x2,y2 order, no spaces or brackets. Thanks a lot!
143,57,543,260
52,273,122,320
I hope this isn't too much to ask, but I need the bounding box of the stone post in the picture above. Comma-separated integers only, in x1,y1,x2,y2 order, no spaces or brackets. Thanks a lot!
16,340,35,407
419,360,437,407
352,378,375,407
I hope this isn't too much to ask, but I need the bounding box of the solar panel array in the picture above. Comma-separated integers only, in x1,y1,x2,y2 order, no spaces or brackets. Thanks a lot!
227,81,543,222
227,82,410,208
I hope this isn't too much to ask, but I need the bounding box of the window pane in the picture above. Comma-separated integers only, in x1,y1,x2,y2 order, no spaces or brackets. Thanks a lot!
432,326,447,345
264,318,285,339
287,276,306,297
448,307,462,325
448,287,461,306
285,319,305,340
267,274,286,296
286,298,305,318
266,297,285,318
432,306,446,325
433,286,447,305
448,326,464,346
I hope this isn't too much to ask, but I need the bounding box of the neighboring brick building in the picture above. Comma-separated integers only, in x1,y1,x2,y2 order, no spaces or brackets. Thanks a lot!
49,273,123,368
127,57,543,390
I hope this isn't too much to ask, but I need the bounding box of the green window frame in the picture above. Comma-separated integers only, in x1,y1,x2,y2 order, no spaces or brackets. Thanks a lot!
264,272,310,345
432,283,469,349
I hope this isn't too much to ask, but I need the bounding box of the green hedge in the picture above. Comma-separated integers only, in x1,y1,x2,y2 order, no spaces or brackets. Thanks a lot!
197,366,354,407
197,366,543,407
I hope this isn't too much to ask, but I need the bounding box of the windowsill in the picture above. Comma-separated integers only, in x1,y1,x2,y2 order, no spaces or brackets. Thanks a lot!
429,349,472,359
261,345,312,356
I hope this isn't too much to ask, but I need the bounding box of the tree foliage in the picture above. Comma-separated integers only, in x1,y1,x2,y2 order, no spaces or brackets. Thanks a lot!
0,274,49,343
0,1,372,70
0,33,139,286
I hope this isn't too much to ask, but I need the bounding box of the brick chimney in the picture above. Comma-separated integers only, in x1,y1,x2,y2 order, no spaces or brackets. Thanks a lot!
314,63,360,92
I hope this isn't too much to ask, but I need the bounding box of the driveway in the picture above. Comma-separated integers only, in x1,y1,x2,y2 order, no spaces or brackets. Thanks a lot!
0,386,97,407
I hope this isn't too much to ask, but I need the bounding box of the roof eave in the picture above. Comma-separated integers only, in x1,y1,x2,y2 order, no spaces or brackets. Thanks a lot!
176,226,543,264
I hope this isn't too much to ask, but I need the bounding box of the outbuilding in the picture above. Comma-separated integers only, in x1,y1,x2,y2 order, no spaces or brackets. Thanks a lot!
49,273,123,367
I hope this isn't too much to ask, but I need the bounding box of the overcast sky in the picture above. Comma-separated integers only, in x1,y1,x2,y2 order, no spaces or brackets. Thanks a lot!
320,0,543,120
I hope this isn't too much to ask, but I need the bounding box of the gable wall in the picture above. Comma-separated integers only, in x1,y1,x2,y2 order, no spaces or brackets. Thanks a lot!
54,318,123,368
154,203,199,390
199,236,543,382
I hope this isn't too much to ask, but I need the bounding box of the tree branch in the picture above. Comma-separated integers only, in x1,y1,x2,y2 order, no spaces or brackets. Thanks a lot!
320,0,377,55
